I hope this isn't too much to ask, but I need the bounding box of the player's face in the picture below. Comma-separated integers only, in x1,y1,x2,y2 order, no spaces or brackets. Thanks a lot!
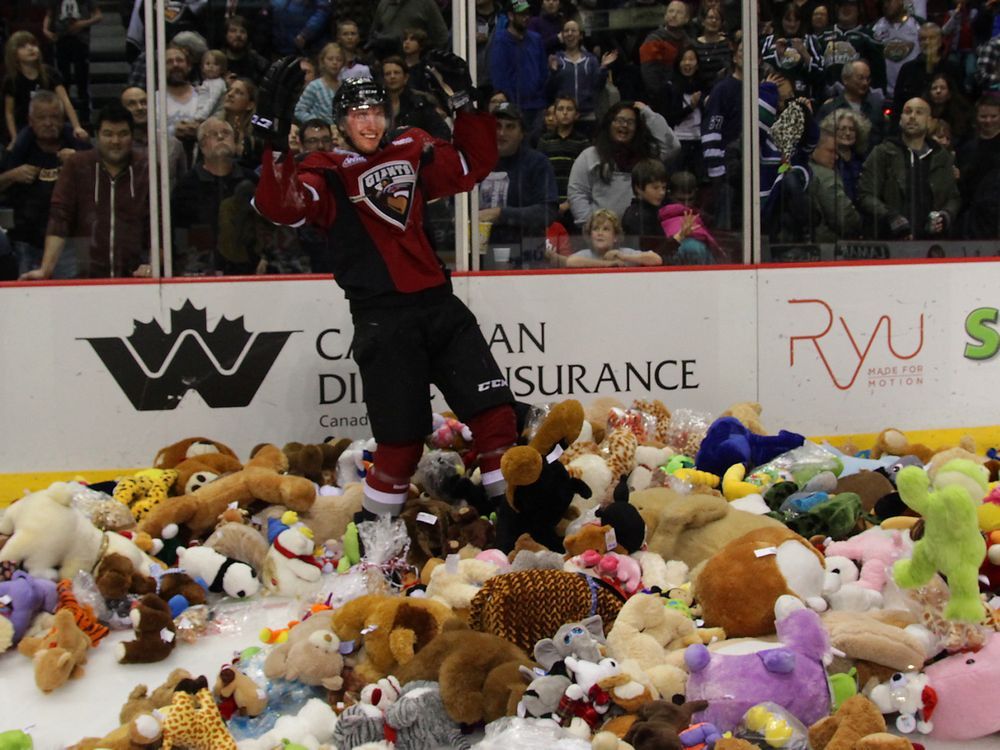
343,105,387,154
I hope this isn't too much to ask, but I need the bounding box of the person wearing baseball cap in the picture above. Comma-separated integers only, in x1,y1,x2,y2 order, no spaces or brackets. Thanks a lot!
479,100,559,264
489,0,549,134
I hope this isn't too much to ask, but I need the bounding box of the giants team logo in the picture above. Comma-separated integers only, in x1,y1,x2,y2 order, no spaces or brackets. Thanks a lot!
787,298,925,391
356,160,417,230
83,301,297,410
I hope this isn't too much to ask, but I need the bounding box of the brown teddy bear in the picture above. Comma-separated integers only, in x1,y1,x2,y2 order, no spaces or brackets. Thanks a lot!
629,487,786,569
153,437,239,469
138,444,316,540
721,401,766,435
399,495,454,568
263,609,345,690
446,505,495,554
94,553,157,601
331,594,456,683
173,452,244,496
116,594,177,663
283,438,353,486
395,619,534,724
809,695,913,750
119,668,194,724
18,608,91,692
871,429,935,465
214,665,267,719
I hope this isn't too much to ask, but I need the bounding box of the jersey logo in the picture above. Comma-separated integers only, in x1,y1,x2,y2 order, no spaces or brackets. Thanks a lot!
355,159,417,230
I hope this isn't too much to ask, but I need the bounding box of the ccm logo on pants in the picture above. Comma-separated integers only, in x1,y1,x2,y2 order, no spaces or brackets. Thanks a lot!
478,379,509,392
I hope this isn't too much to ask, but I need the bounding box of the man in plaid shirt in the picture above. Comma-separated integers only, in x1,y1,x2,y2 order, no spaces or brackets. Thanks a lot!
976,35,1000,90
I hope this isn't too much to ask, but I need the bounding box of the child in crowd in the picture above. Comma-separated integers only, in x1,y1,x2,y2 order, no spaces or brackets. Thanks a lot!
658,170,722,264
548,209,662,267
198,49,228,117
622,158,670,251
3,31,88,145
402,28,429,83
294,43,344,125
43,0,102,124
336,19,372,80
538,96,590,227
543,105,557,135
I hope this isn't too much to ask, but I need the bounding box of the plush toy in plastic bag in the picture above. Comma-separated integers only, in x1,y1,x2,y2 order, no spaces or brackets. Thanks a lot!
735,703,809,749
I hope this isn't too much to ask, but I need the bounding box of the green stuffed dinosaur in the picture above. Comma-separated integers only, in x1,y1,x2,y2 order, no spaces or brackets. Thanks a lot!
893,463,987,622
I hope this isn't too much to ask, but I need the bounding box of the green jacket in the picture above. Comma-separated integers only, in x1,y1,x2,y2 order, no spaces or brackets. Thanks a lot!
809,162,861,243
858,138,960,239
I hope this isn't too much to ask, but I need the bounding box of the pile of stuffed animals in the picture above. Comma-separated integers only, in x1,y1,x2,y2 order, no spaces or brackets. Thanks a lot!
2,397,1000,750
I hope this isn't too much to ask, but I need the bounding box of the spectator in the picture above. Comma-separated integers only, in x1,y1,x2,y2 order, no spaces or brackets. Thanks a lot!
621,157,671,253
0,90,89,278
941,0,979,94
820,107,870,200
808,129,862,240
761,3,825,99
371,0,448,52
528,0,570,53
43,0,101,124
475,0,502,89
872,0,920,104
295,42,344,125
3,31,87,145
811,3,835,49
487,90,509,112
271,0,332,57
641,1,694,114
542,105,557,135
381,56,450,140
197,49,229,116
537,95,590,223
660,170,722,264
664,46,706,177
219,77,262,170
926,72,972,144
820,0,887,99
893,23,962,127
336,19,372,80
478,102,559,264
567,101,679,227
204,2,272,58
164,42,208,151
300,118,334,152
546,18,616,135
121,86,187,189
549,208,661,268
21,103,150,279
858,97,960,239
693,6,732,90
701,34,743,228
401,27,428,73
817,60,885,148
291,118,334,273
172,118,258,274
957,95,1000,238
222,16,270,86
490,0,549,133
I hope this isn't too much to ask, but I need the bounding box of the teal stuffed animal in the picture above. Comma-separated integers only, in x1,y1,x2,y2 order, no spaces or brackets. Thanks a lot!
893,465,987,622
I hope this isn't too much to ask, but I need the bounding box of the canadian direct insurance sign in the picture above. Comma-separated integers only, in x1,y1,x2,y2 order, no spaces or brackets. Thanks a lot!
1,270,758,472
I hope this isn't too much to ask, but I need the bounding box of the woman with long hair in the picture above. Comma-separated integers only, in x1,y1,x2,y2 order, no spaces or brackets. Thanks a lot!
693,6,730,90
664,47,706,177
925,72,972,146
219,77,261,169
567,100,679,226
760,3,824,99
819,108,870,202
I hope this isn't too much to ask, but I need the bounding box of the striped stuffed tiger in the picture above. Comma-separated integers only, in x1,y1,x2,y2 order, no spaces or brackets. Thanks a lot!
56,579,109,646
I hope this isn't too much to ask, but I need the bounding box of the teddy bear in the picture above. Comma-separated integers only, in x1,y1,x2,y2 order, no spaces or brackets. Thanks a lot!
628,487,786,569
115,593,177,664
399,494,454,568
213,664,267,719
264,609,346,690
618,699,709,750
153,437,239,470
94,553,157,601
446,504,496,554
871,429,935,465
0,570,58,650
18,607,91,692
499,399,593,552
0,482,154,581
693,526,834,637
283,438,353,486
68,715,164,750
138,444,316,541
119,668,194,725
809,695,903,750
684,596,832,733
260,513,323,597
172,452,245,496
892,465,987,622
720,401,766,435
176,545,260,599
468,569,626,653
157,570,208,617
331,594,456,683
395,619,535,725
423,557,502,620
333,680,470,750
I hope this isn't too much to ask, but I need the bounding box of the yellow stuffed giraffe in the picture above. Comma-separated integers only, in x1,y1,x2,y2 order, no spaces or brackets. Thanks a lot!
159,688,236,750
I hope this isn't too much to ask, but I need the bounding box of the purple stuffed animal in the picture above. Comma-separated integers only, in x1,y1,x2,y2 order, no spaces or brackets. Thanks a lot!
0,570,59,649
684,595,832,732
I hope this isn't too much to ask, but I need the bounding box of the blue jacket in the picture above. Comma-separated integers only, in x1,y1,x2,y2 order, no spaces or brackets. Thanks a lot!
270,0,331,56
489,28,549,112
546,50,607,116
483,145,559,244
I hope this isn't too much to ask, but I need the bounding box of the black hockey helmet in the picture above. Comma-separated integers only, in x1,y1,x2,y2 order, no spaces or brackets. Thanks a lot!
333,78,388,123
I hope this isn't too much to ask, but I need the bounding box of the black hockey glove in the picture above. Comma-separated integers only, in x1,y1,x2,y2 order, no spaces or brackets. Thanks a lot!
251,55,306,152
420,50,475,114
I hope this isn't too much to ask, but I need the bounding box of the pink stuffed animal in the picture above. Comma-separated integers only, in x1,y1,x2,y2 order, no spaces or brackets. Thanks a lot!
571,550,643,595
923,631,1000,740
824,527,912,593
